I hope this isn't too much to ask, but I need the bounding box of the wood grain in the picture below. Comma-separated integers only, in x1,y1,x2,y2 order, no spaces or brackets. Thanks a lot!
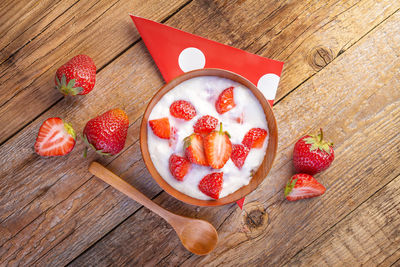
0,0,399,265
0,0,189,144
0,44,164,266
1,0,398,146
70,9,400,266
285,174,400,266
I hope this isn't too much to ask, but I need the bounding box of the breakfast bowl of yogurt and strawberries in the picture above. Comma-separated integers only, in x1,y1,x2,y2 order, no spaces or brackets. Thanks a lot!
140,69,278,206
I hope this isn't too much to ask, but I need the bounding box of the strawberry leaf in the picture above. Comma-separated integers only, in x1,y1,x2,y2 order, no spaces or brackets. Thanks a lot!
67,78,76,88
61,74,67,87
284,178,298,196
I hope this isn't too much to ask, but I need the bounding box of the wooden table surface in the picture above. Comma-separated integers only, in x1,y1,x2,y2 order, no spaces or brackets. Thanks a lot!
1,0,399,266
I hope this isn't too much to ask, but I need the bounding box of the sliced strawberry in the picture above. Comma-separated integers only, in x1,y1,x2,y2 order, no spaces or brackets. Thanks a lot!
184,133,208,166
242,128,268,148
149,117,170,139
231,144,250,169
34,117,76,156
215,86,236,114
170,100,196,120
198,172,224,199
204,123,232,169
284,173,326,201
169,154,191,181
193,115,218,135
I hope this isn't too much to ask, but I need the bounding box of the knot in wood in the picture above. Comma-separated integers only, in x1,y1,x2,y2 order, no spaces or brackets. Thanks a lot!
308,46,334,70
245,209,265,228
240,201,269,239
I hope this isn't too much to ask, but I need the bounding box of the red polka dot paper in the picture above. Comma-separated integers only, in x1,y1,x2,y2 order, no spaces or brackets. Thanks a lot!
130,15,284,106
130,15,284,208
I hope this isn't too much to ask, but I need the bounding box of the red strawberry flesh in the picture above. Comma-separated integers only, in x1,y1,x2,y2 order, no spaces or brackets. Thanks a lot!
215,87,236,114
198,172,224,199
193,115,218,135
284,173,326,201
184,133,208,166
242,128,268,148
170,100,196,120
149,117,171,139
231,144,250,169
169,154,191,181
35,117,76,156
204,123,232,169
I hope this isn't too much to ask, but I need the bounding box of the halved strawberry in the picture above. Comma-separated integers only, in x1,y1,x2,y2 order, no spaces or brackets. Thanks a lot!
215,86,236,114
184,133,208,166
231,144,250,169
34,117,76,156
242,128,268,148
169,154,191,181
193,115,218,135
170,100,196,120
149,117,170,139
198,172,224,199
284,173,326,201
204,123,232,169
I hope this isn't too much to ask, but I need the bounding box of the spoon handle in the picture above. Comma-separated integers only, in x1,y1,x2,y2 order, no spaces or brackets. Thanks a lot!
89,161,173,221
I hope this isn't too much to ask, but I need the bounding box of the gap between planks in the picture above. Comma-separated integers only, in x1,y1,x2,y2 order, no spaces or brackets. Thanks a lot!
283,171,400,266
67,7,400,264
0,0,194,148
1,1,398,264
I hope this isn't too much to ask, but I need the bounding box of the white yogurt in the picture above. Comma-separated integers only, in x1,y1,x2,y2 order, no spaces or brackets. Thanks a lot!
148,76,268,200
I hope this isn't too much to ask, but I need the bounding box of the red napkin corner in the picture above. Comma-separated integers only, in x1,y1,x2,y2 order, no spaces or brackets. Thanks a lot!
130,15,284,209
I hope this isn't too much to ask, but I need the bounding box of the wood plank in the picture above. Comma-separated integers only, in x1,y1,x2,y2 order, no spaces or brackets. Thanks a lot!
285,174,400,266
0,0,75,59
0,0,399,265
0,43,165,266
1,0,398,146
69,9,400,266
0,0,396,224
0,0,189,144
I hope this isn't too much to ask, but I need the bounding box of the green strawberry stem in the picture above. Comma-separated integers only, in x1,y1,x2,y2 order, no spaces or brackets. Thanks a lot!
304,128,333,154
83,147,88,158
56,74,84,96
284,178,297,196
218,122,231,138
63,121,76,139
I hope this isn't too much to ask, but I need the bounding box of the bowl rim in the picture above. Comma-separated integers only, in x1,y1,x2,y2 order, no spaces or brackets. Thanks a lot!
140,68,278,206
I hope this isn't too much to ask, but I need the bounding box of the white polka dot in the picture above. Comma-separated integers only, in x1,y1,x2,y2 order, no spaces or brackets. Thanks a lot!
178,47,206,72
257,73,280,100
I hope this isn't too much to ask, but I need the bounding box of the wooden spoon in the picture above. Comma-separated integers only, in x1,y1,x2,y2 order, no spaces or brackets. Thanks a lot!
89,161,218,255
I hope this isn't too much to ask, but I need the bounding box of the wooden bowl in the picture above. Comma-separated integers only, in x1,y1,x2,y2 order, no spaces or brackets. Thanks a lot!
140,69,278,206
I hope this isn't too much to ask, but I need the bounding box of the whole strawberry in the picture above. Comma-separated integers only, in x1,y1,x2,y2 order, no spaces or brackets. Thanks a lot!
293,129,334,175
83,108,129,156
55,54,96,95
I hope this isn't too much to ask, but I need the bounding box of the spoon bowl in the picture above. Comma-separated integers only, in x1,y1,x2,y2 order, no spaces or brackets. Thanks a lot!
89,162,218,255
175,218,218,255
